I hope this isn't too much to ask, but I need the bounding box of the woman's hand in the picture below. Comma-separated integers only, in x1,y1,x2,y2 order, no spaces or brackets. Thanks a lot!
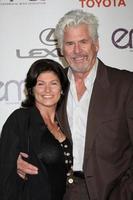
17,152,38,179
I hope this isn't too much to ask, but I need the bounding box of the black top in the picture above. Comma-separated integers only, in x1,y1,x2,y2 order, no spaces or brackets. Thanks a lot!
0,106,72,200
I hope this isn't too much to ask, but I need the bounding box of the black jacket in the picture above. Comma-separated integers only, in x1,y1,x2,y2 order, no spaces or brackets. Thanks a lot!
0,106,72,200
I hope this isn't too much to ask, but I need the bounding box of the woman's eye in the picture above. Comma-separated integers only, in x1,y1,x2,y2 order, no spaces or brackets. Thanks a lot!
51,82,61,89
51,82,58,85
37,82,44,86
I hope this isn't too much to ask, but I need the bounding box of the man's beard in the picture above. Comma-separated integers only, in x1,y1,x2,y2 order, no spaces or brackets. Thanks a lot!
68,54,90,73
70,63,90,73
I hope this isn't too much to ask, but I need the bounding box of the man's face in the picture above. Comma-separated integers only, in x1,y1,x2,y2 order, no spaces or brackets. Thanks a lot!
62,23,99,73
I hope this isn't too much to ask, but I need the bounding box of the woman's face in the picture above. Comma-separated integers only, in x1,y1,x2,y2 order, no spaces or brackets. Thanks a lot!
33,71,62,110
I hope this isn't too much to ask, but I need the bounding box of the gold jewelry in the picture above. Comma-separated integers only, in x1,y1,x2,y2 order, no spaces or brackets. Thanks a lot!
48,122,66,143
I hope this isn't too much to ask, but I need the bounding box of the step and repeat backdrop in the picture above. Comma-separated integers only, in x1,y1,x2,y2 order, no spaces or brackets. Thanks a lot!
0,0,133,132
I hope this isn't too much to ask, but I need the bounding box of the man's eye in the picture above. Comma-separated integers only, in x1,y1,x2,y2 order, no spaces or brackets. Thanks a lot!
81,40,88,44
66,42,73,46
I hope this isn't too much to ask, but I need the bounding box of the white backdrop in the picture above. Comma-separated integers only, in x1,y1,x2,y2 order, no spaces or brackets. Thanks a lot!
0,0,133,132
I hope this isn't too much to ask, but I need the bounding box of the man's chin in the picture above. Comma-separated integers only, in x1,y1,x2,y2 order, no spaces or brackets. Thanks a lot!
70,65,88,73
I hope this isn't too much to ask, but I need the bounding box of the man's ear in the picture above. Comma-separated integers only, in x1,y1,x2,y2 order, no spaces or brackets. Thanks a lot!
95,40,99,52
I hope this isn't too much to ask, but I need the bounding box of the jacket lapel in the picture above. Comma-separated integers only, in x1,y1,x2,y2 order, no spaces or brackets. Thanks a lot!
57,61,111,168
83,60,111,168
56,85,72,142
28,107,48,154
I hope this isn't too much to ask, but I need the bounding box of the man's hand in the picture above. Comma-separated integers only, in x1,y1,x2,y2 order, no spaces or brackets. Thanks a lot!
17,152,38,179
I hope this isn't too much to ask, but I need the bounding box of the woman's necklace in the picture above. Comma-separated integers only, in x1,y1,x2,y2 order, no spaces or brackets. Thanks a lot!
44,118,66,143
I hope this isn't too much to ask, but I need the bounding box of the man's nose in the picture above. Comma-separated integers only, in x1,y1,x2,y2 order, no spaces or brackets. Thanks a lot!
74,43,81,54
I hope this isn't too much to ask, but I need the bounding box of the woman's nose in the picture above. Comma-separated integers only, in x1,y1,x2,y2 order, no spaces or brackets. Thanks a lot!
44,84,51,92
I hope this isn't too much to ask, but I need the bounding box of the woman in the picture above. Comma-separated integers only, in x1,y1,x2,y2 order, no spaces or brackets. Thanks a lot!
0,59,72,200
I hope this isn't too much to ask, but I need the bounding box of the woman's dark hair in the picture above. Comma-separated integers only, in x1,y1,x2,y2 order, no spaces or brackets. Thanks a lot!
21,59,68,108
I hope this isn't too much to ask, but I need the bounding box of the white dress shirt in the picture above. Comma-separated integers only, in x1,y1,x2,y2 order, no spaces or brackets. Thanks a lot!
67,59,98,171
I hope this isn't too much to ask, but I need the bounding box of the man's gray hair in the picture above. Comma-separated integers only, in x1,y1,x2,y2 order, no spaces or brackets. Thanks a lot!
55,9,99,51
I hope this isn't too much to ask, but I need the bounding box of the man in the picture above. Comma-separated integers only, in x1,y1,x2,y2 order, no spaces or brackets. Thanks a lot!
17,10,133,199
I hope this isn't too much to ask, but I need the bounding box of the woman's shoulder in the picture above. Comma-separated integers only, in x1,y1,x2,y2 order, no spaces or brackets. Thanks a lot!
1,107,31,139
4,107,31,127
9,107,30,118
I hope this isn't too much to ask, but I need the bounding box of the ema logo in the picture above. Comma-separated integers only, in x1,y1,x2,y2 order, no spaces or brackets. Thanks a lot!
6,0,45,2
0,80,24,103
112,28,133,50
0,0,46,5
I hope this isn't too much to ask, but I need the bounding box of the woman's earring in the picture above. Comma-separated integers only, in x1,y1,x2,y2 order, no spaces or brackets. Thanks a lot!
61,90,64,95
29,88,33,96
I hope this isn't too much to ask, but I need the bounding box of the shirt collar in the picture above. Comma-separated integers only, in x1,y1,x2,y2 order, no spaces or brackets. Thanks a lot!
67,58,98,89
